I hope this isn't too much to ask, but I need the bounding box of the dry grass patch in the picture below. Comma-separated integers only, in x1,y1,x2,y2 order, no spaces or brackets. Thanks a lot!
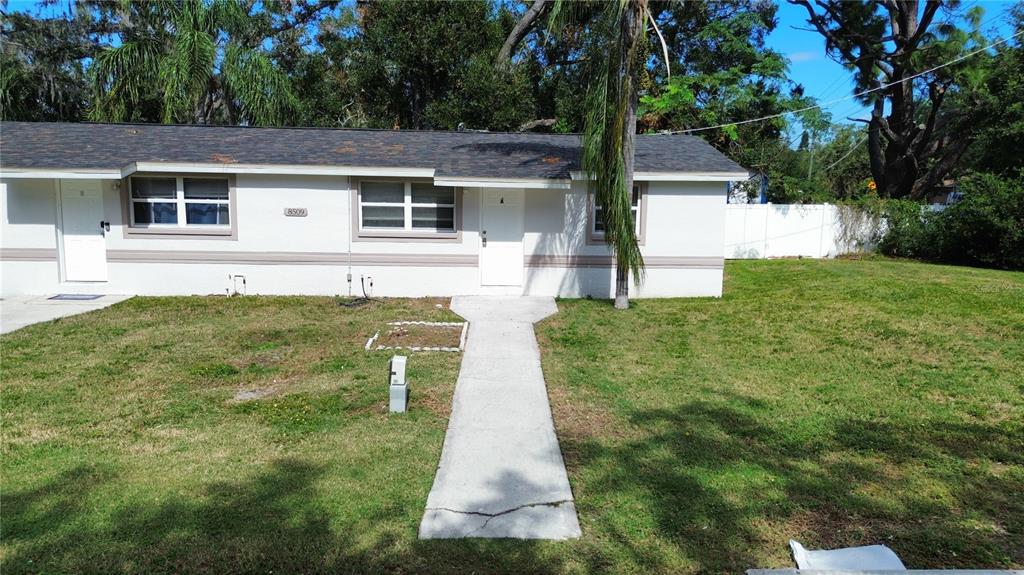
374,322,463,350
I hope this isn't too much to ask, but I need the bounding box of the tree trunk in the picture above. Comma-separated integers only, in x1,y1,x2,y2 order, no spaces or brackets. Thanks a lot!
614,265,629,309
616,96,638,309
614,1,642,310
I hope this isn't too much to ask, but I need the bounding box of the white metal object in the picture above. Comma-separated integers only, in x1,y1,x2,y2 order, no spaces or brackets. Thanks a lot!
389,355,408,413
365,330,380,351
479,188,524,286
59,180,108,282
228,274,246,296
789,539,906,570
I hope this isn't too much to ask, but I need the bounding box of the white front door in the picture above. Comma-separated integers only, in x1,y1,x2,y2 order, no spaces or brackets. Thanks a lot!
480,189,524,286
59,180,108,282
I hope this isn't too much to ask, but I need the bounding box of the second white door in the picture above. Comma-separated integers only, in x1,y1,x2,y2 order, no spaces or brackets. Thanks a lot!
480,189,524,286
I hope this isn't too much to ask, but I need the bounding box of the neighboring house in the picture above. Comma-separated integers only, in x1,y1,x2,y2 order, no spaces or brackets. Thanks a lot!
0,122,746,298
926,179,961,206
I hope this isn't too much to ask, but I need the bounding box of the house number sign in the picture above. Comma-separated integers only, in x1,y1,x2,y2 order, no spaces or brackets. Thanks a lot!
283,207,308,217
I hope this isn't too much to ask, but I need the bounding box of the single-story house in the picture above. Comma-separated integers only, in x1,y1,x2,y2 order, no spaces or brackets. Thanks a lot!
0,122,747,298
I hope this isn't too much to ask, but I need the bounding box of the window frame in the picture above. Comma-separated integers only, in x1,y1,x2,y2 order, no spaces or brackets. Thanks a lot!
587,182,647,246
352,178,462,242
121,174,237,239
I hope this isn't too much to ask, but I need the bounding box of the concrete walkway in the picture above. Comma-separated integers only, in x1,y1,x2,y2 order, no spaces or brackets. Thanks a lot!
419,296,581,539
0,294,132,334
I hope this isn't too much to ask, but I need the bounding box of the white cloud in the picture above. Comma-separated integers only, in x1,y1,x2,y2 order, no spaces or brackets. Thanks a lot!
788,51,820,63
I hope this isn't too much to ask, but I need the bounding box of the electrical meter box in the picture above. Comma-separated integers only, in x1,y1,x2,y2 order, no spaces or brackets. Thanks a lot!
389,355,408,413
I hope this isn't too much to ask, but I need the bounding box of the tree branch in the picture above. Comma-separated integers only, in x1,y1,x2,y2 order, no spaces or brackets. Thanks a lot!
788,0,873,73
496,0,550,68
911,135,971,199
912,80,946,156
877,60,894,79
877,116,902,145
518,118,557,132
908,1,942,49
269,0,339,37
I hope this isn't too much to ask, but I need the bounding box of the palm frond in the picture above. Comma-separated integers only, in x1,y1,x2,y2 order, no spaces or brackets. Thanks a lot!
560,0,649,284
160,0,217,123
222,44,298,126
648,9,670,80
89,38,162,121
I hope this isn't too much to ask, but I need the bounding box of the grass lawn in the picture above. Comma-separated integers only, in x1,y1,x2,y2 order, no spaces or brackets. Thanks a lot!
538,258,1024,571
2,258,1022,573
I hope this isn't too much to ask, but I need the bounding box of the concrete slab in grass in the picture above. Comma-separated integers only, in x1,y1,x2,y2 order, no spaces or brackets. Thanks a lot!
1,294,133,334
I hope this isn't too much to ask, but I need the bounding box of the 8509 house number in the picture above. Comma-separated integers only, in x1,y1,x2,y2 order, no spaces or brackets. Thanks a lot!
283,207,308,217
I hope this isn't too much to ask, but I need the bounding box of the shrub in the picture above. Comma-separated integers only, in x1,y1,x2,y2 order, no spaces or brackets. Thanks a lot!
877,199,933,259
931,172,1024,270
878,172,1024,270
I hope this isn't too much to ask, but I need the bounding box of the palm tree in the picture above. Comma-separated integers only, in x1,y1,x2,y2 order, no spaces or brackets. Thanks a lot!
90,0,297,125
549,0,664,309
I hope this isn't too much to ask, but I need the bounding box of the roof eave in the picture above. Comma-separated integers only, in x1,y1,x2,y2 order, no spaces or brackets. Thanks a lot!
0,168,123,179
1,165,749,184
125,162,435,178
571,170,749,182
433,176,571,189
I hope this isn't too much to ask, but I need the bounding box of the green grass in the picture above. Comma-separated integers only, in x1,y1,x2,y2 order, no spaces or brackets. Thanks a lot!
538,258,1024,572
1,296,474,574
1,259,1022,573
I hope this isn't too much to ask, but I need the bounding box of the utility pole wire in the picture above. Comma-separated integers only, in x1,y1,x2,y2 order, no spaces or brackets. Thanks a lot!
661,30,1023,135
819,134,869,173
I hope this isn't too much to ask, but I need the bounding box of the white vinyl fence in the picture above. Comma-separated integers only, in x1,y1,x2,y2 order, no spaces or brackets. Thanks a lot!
724,203,884,259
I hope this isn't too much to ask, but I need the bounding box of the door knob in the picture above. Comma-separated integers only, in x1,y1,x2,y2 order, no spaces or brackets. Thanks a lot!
481,230,487,247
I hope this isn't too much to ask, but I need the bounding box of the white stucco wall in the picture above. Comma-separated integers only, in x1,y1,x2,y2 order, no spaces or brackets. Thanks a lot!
1,175,727,298
1,179,58,249
521,180,725,298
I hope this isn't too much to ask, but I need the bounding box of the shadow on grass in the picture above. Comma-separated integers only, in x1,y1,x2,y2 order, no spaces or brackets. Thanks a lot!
3,409,1019,573
1,459,567,575
562,393,1023,571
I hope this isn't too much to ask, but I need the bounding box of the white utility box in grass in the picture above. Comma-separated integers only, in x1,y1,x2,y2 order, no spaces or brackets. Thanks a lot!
389,355,408,413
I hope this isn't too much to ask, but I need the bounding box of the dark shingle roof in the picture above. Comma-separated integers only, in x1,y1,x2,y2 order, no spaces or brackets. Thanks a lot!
0,121,746,178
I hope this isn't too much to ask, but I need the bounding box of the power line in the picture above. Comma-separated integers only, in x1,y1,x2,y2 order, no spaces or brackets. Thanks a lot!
806,68,851,105
664,29,1022,136
802,7,1005,131
819,134,869,173
834,99,874,123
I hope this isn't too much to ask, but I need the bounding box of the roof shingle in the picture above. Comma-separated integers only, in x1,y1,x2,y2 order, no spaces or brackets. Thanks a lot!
0,121,746,178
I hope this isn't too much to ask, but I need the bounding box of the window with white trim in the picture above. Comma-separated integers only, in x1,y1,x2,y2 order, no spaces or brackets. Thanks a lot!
359,181,455,233
130,176,230,227
592,184,641,236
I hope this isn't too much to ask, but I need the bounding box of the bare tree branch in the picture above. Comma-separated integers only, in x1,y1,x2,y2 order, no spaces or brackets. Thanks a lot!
908,1,943,49
496,0,550,68
517,118,557,131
